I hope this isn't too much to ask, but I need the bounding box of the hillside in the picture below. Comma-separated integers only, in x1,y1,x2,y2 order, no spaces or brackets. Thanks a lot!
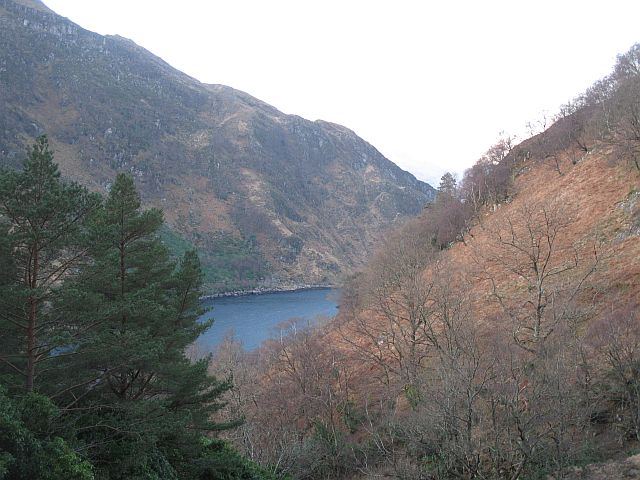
0,0,435,292
208,45,640,479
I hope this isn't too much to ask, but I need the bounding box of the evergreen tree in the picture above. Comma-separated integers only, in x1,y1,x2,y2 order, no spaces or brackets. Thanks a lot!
0,386,94,480
1,151,274,478
437,172,457,199
60,174,237,478
428,172,469,248
0,136,100,393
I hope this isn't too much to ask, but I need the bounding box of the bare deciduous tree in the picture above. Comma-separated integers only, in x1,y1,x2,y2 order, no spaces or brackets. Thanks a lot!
589,303,640,441
604,76,640,172
343,220,437,389
480,201,599,353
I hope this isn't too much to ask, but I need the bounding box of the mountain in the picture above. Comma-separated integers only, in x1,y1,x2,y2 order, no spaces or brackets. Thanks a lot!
0,0,435,292
208,45,640,478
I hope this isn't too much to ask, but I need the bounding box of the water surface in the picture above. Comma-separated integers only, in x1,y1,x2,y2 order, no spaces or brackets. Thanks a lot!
196,288,339,352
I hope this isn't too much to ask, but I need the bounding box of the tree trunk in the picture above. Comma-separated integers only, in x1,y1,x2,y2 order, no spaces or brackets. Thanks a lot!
26,245,38,392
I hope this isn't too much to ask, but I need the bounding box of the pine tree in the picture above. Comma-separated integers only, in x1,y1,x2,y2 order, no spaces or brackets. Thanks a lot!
437,172,457,199
0,386,94,480
0,145,274,478
0,136,100,393
59,174,236,478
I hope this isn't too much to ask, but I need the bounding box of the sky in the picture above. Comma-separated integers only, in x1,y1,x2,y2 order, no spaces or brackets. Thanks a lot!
41,0,640,186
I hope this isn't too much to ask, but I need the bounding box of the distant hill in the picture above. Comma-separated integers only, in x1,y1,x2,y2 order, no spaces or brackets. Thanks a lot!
0,0,435,292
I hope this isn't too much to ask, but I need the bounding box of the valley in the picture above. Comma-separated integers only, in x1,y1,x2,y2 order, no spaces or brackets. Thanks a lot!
207,48,640,478
0,1,639,479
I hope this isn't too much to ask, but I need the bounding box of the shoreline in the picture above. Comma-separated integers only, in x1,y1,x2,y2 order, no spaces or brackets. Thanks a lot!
200,284,336,300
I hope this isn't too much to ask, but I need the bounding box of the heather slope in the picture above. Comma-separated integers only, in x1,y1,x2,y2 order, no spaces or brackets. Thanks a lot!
208,54,640,477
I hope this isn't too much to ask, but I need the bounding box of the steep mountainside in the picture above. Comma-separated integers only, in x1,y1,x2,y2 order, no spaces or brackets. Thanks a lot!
207,51,640,476
0,0,435,292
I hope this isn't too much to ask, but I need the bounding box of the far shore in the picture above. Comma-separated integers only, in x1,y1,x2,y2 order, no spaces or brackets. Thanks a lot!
200,284,336,300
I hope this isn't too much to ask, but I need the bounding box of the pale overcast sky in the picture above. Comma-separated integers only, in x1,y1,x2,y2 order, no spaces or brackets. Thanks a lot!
42,0,640,186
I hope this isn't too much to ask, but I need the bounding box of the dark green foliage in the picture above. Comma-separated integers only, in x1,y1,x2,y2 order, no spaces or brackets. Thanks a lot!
0,386,94,480
0,140,271,478
160,224,195,259
437,172,457,198
0,224,20,390
192,438,281,480
200,233,268,293
161,225,267,293
54,173,236,477
337,400,364,434
0,135,101,392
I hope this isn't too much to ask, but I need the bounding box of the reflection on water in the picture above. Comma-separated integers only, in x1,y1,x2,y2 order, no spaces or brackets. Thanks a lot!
196,288,339,352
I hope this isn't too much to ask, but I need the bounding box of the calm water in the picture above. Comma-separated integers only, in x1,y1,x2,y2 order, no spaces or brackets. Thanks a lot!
196,288,339,352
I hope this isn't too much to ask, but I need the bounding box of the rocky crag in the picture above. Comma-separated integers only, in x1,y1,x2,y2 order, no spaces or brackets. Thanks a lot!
0,0,435,292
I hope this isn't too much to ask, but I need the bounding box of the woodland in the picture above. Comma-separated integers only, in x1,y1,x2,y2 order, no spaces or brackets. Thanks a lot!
206,44,640,479
0,29,639,480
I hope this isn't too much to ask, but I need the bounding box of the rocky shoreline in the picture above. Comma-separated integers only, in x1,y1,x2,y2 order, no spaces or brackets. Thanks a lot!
200,284,335,300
